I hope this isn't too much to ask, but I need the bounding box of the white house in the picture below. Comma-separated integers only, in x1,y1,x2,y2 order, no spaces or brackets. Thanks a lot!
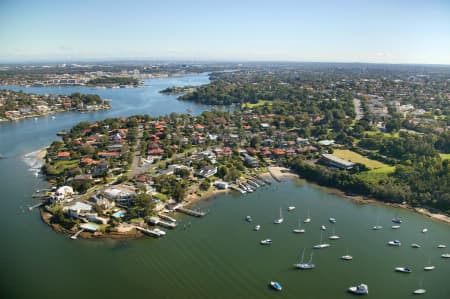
54,186,74,201
66,201,93,218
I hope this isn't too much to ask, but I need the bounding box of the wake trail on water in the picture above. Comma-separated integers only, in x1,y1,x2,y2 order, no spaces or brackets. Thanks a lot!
23,150,45,177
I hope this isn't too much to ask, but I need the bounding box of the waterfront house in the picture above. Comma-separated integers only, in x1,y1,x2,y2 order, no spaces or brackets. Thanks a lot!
54,185,74,201
104,184,136,205
320,154,355,170
66,201,93,218
195,166,218,178
57,151,71,160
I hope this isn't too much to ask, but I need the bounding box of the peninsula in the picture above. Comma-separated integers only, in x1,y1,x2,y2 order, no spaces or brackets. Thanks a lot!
0,90,111,122
37,65,450,238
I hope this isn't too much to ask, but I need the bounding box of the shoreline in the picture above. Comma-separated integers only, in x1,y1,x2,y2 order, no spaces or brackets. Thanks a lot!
38,165,449,240
280,167,450,225
0,106,111,124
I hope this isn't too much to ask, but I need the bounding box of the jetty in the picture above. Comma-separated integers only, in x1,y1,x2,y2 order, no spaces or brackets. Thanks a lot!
28,202,45,211
175,207,207,217
230,185,246,194
70,229,85,240
268,167,281,182
256,175,272,185
158,213,177,223
149,216,177,229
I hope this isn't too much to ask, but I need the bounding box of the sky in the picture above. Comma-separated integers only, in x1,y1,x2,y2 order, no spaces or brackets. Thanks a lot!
1,0,450,64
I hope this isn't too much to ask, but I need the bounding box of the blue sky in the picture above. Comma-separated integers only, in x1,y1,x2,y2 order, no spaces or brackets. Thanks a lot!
1,0,449,64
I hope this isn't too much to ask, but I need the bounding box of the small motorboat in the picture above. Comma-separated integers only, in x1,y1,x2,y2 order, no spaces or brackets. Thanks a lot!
424,265,435,271
411,243,421,248
254,225,261,231
441,253,450,258
437,244,447,248
341,248,353,260
321,225,326,231
392,217,402,224
260,239,272,245
388,240,401,246
372,225,383,230
329,217,336,223
395,267,412,273
269,281,282,291
348,283,368,295
287,206,296,211
391,225,401,229
245,215,252,222
413,289,426,295
422,228,428,233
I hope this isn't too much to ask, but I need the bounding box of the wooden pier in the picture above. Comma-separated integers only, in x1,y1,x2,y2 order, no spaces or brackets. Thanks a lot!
175,207,207,217
149,217,177,228
28,202,44,211
256,175,272,185
70,229,85,240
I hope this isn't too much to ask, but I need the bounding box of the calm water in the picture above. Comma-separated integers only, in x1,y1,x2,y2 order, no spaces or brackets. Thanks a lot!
0,74,449,299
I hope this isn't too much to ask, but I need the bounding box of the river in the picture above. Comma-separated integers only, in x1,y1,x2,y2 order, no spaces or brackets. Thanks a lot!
0,74,448,299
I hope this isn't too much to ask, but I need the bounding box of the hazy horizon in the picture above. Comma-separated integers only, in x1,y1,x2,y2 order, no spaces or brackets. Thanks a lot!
1,0,450,64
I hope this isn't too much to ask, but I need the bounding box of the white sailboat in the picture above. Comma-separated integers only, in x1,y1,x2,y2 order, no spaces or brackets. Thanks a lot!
423,258,435,271
329,227,340,240
372,216,382,230
341,248,353,260
313,232,330,249
413,280,426,295
304,210,311,223
274,207,284,224
294,249,315,269
293,218,305,233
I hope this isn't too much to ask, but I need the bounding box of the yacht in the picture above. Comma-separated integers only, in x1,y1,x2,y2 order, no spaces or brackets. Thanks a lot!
287,206,296,211
328,228,340,240
273,207,284,224
348,284,368,295
321,225,327,231
424,265,435,271
391,225,401,229
293,218,305,233
329,217,336,223
413,289,426,295
304,210,311,223
254,225,261,231
441,253,450,258
422,228,428,233
153,228,166,236
245,215,252,222
269,281,282,291
395,267,412,273
411,243,421,248
341,248,353,260
388,240,402,246
392,217,402,224
260,239,272,245
313,232,330,249
294,250,315,269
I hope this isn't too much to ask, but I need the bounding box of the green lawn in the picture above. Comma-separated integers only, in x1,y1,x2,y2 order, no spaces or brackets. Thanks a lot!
440,153,450,160
357,166,396,184
364,131,399,138
333,149,388,169
242,100,272,109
